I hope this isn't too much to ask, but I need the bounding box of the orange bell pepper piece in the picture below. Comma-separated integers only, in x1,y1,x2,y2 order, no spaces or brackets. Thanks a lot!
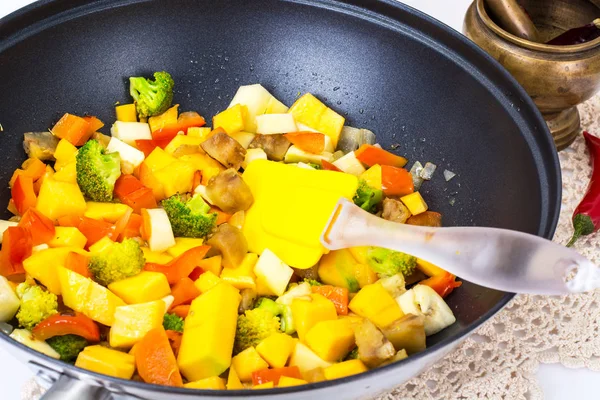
7,199,19,216
311,285,349,315
355,144,408,168
170,305,190,319
144,245,211,285
0,227,32,277
421,271,462,298
83,116,105,135
58,216,115,247
51,113,92,146
114,175,145,199
381,165,414,197
65,251,92,278
114,174,158,213
284,132,326,154
135,139,171,157
11,175,37,215
170,277,201,309
152,111,206,141
406,211,442,227
120,213,142,239
33,313,100,341
10,158,47,188
18,208,55,246
136,327,183,387
252,366,302,386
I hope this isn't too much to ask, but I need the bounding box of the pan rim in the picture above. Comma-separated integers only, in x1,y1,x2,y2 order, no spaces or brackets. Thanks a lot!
0,0,560,396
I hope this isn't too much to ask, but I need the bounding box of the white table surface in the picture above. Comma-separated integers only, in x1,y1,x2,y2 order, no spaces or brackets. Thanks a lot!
1,0,598,399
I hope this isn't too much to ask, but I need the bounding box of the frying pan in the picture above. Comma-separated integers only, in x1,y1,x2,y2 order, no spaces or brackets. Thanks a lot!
0,0,561,399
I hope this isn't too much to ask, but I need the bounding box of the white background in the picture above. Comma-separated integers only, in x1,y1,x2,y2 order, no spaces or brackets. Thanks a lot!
0,0,599,398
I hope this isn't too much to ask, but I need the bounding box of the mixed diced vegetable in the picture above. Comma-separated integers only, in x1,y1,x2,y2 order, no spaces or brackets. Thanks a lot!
0,72,462,390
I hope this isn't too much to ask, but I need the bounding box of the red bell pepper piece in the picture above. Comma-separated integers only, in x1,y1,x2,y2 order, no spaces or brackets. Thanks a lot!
135,138,172,157
120,213,142,239
114,175,157,214
170,277,201,308
252,366,302,386
381,165,414,197
406,211,442,227
12,175,37,215
114,175,145,198
0,227,32,277
321,160,342,172
10,158,47,188
144,245,211,284
32,313,100,341
152,112,206,141
421,271,462,298
170,305,191,319
284,132,326,154
64,251,92,278
311,285,349,315
58,216,115,247
51,113,92,146
18,208,56,246
355,144,407,168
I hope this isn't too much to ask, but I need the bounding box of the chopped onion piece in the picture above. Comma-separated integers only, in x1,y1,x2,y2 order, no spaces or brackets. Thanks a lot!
420,162,437,180
409,161,424,190
335,126,376,153
444,169,456,181
332,150,345,161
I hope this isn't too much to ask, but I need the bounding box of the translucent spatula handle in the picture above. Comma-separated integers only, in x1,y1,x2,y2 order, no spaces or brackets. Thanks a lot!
321,199,600,295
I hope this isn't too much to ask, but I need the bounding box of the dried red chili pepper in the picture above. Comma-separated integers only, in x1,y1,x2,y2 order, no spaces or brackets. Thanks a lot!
567,131,600,247
547,19,600,46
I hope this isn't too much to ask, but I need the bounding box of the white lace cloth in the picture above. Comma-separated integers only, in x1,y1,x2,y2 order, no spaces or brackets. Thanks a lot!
22,95,600,400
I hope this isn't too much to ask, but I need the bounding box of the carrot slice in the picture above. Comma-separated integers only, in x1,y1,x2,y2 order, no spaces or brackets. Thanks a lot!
136,327,183,387
51,113,92,146
170,305,190,319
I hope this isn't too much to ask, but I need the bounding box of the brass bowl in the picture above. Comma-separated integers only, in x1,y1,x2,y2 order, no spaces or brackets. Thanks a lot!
464,0,600,150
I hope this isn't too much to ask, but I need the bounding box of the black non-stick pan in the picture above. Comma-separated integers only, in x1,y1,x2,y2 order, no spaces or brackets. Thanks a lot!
0,0,560,399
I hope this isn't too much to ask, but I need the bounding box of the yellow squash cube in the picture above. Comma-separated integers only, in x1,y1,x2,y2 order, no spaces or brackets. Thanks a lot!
144,147,177,171
213,104,247,134
23,247,87,295
148,104,178,133
305,319,355,362
109,300,167,348
48,227,87,249
108,271,171,304
52,161,77,184
288,93,327,130
154,160,196,197
197,255,223,276
75,345,135,379
177,283,240,381
316,107,345,148
53,139,78,171
360,165,382,189
323,359,367,380
115,104,137,122
184,376,226,390
278,376,308,387
231,347,269,383
290,293,337,342
58,266,126,326
36,178,86,221
349,283,404,329
194,271,222,293
400,192,428,216
141,247,173,264
256,333,296,368
227,366,244,390
166,237,205,258
187,127,212,140
164,135,203,155
84,202,132,223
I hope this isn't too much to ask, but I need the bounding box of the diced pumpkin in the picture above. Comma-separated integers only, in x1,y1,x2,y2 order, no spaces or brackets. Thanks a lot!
196,255,223,276
164,135,203,155
323,359,367,380
108,271,171,304
256,333,296,368
51,161,77,184
252,382,274,389
194,271,222,293
141,247,173,264
213,104,247,135
184,376,226,390
400,192,428,216
360,165,382,189
231,347,269,382
109,300,167,348
53,139,78,171
290,293,337,342
227,366,244,390
187,127,212,140
36,178,86,221
148,104,179,134
116,104,137,122
154,160,196,197
84,202,132,223
288,342,332,376
316,107,345,148
288,94,344,147
305,319,355,361
57,266,126,326
23,247,88,295
166,238,205,258
278,376,308,387
178,153,225,184
75,345,135,379
177,283,241,381
348,283,404,329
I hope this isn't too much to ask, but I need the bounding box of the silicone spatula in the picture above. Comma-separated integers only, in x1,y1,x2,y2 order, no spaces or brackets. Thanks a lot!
321,198,600,295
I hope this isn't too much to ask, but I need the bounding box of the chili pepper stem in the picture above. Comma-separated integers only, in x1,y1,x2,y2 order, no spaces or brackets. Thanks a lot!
567,214,595,247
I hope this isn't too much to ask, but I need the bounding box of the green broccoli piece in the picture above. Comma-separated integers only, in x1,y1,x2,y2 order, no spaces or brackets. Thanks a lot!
15,283,58,331
366,247,417,277
255,297,295,335
353,180,383,214
129,71,175,118
76,140,121,202
303,279,322,286
344,347,359,361
88,239,145,286
234,308,280,355
46,334,87,361
162,194,217,238
307,163,322,170
163,313,184,333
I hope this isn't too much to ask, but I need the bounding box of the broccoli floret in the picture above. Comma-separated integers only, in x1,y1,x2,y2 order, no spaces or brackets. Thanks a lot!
234,308,280,355
366,247,417,277
76,140,121,202
46,334,87,361
163,313,184,333
353,180,383,214
303,279,322,287
307,163,322,170
129,71,175,118
344,347,359,361
15,283,58,331
162,194,217,238
255,297,295,335
88,239,145,286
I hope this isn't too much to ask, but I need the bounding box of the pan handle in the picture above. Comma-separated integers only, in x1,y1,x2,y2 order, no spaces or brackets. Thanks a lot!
40,375,115,400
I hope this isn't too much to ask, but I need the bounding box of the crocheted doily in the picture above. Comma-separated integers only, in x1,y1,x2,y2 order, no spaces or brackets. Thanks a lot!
22,96,600,400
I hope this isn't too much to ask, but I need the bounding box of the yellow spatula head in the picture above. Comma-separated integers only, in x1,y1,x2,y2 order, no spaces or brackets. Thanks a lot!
242,160,358,269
